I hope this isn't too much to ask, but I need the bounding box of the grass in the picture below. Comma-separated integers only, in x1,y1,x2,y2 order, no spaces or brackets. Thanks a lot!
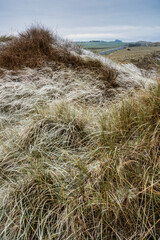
0,35,14,42
107,46,160,68
0,26,118,87
130,51,160,71
20,102,89,150
0,82,160,239
0,25,159,239
0,26,55,69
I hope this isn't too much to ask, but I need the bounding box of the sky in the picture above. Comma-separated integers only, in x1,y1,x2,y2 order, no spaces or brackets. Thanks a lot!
0,0,160,42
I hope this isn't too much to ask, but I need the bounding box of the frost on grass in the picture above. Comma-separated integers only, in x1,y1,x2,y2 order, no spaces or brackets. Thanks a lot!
0,58,156,121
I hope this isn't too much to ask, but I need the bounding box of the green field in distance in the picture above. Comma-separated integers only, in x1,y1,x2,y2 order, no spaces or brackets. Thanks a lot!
76,41,129,50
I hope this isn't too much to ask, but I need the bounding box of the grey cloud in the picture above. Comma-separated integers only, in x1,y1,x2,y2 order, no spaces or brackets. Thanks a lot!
0,0,160,41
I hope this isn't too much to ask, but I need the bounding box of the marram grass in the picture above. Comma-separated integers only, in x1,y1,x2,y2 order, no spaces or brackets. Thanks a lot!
0,83,160,239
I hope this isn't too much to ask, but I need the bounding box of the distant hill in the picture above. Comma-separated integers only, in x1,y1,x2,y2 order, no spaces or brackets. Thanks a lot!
115,39,122,43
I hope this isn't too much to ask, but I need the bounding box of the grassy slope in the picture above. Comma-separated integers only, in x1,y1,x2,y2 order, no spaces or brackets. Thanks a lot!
0,27,160,239
107,46,160,63
0,85,160,239
107,46,160,76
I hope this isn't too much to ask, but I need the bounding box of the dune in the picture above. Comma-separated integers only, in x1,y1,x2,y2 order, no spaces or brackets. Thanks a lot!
0,26,159,239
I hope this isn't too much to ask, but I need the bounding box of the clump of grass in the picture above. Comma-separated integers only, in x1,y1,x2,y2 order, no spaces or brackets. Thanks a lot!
0,35,14,42
0,26,54,69
0,25,118,87
20,102,90,150
98,83,160,148
0,167,70,239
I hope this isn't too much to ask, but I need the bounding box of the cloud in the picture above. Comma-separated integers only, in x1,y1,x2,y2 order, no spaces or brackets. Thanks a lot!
66,33,118,40
64,26,160,41
0,0,160,41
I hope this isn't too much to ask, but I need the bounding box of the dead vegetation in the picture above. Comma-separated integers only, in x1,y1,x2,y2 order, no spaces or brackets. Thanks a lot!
0,26,55,69
0,26,118,87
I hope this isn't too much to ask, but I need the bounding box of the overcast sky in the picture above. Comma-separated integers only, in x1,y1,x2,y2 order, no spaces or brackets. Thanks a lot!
0,0,160,41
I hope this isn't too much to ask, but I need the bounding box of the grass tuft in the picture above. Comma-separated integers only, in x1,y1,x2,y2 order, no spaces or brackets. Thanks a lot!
20,102,89,151
0,26,54,69
0,35,14,42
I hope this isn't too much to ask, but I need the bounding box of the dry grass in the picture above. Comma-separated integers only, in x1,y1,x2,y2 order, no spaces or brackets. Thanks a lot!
0,26,118,87
130,51,160,71
0,26,54,69
0,82,160,239
0,35,14,42
20,102,89,150
106,46,160,78
107,46,160,64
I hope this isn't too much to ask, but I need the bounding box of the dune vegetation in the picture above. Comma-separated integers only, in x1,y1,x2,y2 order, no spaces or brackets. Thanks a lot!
0,26,159,240
0,35,14,43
